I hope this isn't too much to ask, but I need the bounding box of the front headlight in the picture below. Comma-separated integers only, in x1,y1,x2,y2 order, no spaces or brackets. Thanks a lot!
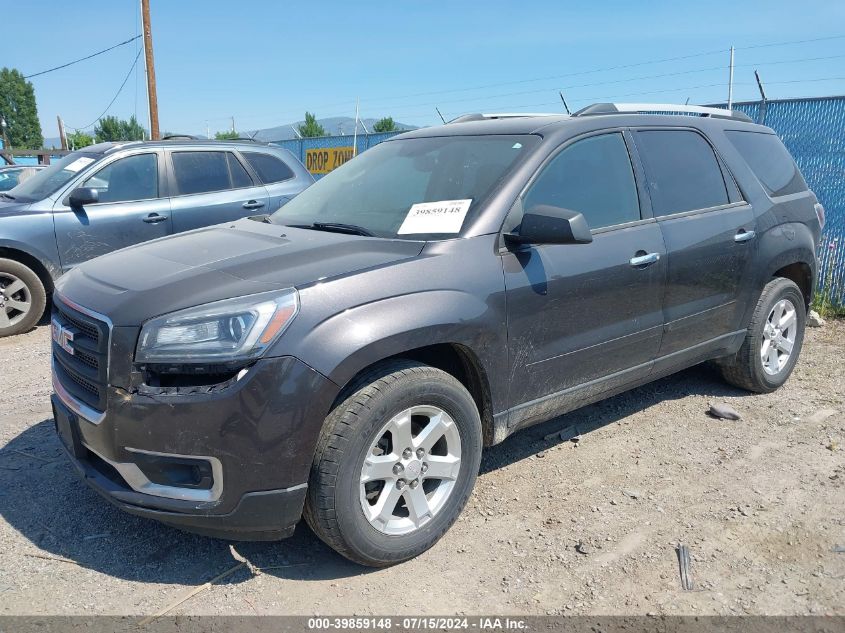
136,289,299,363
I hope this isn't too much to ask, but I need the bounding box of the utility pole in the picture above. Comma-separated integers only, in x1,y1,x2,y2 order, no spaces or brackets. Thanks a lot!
352,97,359,156
727,46,735,110
57,115,68,150
141,0,160,140
231,116,235,134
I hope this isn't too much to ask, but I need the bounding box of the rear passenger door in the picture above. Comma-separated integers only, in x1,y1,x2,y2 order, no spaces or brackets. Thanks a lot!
632,129,756,360
167,150,269,232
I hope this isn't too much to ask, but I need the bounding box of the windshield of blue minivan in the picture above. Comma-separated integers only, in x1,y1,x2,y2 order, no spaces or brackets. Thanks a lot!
7,151,100,201
270,135,538,238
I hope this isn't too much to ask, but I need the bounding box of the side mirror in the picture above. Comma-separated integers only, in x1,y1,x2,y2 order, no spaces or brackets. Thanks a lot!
68,187,99,207
505,205,593,245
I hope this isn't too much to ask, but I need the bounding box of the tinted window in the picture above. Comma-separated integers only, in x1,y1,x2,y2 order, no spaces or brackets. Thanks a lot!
725,131,806,197
171,151,252,195
524,133,640,230
227,153,253,188
243,152,295,184
83,154,158,203
635,130,729,216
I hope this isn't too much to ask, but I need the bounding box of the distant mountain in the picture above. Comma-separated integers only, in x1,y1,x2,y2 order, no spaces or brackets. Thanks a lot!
245,117,417,142
43,137,63,150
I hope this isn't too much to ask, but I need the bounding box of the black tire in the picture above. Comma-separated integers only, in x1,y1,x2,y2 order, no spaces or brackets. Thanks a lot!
719,277,806,393
304,360,482,567
0,258,47,338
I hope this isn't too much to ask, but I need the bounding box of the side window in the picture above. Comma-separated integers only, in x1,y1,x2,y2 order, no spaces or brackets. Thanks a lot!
242,152,295,184
171,151,253,195
82,154,158,203
227,153,253,189
523,133,640,230
725,130,806,197
635,130,729,216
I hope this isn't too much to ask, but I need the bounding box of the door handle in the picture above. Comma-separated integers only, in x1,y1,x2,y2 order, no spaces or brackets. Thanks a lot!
143,213,168,224
734,229,756,243
629,252,660,267
242,200,265,210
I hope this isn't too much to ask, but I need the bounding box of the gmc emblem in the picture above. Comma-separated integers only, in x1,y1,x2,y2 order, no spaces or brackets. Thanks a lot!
51,318,78,355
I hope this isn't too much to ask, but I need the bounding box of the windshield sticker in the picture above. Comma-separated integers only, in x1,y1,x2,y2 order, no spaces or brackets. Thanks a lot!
398,199,472,235
64,157,95,173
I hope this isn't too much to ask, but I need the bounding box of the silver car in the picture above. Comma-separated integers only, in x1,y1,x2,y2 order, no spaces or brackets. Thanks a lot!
0,139,313,337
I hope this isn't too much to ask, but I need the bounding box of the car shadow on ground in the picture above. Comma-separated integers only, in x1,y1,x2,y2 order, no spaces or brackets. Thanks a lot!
0,362,749,586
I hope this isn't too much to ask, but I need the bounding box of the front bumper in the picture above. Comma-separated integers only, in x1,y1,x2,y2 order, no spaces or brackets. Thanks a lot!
52,355,339,540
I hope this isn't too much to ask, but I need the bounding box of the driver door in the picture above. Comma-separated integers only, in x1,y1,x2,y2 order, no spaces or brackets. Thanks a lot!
54,151,171,271
502,131,666,429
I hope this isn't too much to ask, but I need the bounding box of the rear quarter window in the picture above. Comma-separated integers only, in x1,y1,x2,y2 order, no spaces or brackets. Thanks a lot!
242,152,295,184
725,130,807,197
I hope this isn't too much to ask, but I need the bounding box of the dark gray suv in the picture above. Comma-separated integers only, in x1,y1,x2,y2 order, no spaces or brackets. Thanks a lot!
49,104,822,567
0,139,312,337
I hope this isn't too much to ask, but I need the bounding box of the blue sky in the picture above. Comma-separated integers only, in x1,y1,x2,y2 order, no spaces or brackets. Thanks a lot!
4,0,845,139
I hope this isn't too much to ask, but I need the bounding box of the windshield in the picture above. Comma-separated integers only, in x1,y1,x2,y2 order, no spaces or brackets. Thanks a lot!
7,152,100,201
270,134,538,239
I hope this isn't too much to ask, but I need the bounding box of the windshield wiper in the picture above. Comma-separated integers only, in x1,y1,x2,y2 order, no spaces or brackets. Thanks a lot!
290,222,376,237
1,192,15,200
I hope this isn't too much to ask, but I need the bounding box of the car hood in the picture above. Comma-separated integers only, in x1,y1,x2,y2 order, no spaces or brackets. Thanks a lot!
0,199,35,217
56,218,425,326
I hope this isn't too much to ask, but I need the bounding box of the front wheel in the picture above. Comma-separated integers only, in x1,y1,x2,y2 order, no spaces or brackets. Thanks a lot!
304,360,482,567
719,277,806,393
0,258,47,338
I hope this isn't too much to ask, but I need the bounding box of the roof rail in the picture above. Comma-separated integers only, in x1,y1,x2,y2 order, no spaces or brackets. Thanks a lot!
573,102,753,123
161,134,201,140
449,112,563,123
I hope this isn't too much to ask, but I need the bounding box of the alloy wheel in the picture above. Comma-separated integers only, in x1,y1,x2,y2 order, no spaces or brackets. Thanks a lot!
0,273,32,329
761,298,797,376
359,405,462,536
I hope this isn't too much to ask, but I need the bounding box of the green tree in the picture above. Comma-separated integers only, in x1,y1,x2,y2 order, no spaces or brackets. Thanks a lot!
94,115,147,142
297,112,326,138
214,130,239,140
372,117,397,133
67,130,94,150
0,68,44,149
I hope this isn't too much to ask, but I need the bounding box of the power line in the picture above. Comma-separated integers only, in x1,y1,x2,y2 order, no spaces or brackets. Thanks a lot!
67,49,143,131
280,33,845,114
24,35,142,79
191,33,845,132
736,33,845,50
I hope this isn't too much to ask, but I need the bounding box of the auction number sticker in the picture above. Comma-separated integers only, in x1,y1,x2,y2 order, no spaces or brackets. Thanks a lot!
64,156,95,173
397,199,472,235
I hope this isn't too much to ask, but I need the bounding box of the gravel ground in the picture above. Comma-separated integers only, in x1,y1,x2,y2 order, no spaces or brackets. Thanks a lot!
0,322,843,617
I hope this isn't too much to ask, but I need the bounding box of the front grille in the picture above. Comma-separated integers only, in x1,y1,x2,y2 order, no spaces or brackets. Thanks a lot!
52,296,110,413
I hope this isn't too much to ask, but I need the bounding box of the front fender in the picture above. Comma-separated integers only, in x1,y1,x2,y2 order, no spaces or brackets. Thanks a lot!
0,212,62,280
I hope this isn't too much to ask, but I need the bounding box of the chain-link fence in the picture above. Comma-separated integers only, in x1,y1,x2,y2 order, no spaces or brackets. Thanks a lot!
711,96,845,308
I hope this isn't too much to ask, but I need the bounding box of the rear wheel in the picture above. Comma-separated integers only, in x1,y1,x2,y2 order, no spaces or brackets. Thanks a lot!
719,277,806,393
304,360,482,567
0,258,46,338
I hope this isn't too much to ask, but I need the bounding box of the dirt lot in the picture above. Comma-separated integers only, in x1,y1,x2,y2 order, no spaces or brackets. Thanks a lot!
0,321,843,617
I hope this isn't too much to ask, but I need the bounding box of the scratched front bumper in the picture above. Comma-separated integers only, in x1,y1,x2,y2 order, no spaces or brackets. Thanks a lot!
52,355,339,540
